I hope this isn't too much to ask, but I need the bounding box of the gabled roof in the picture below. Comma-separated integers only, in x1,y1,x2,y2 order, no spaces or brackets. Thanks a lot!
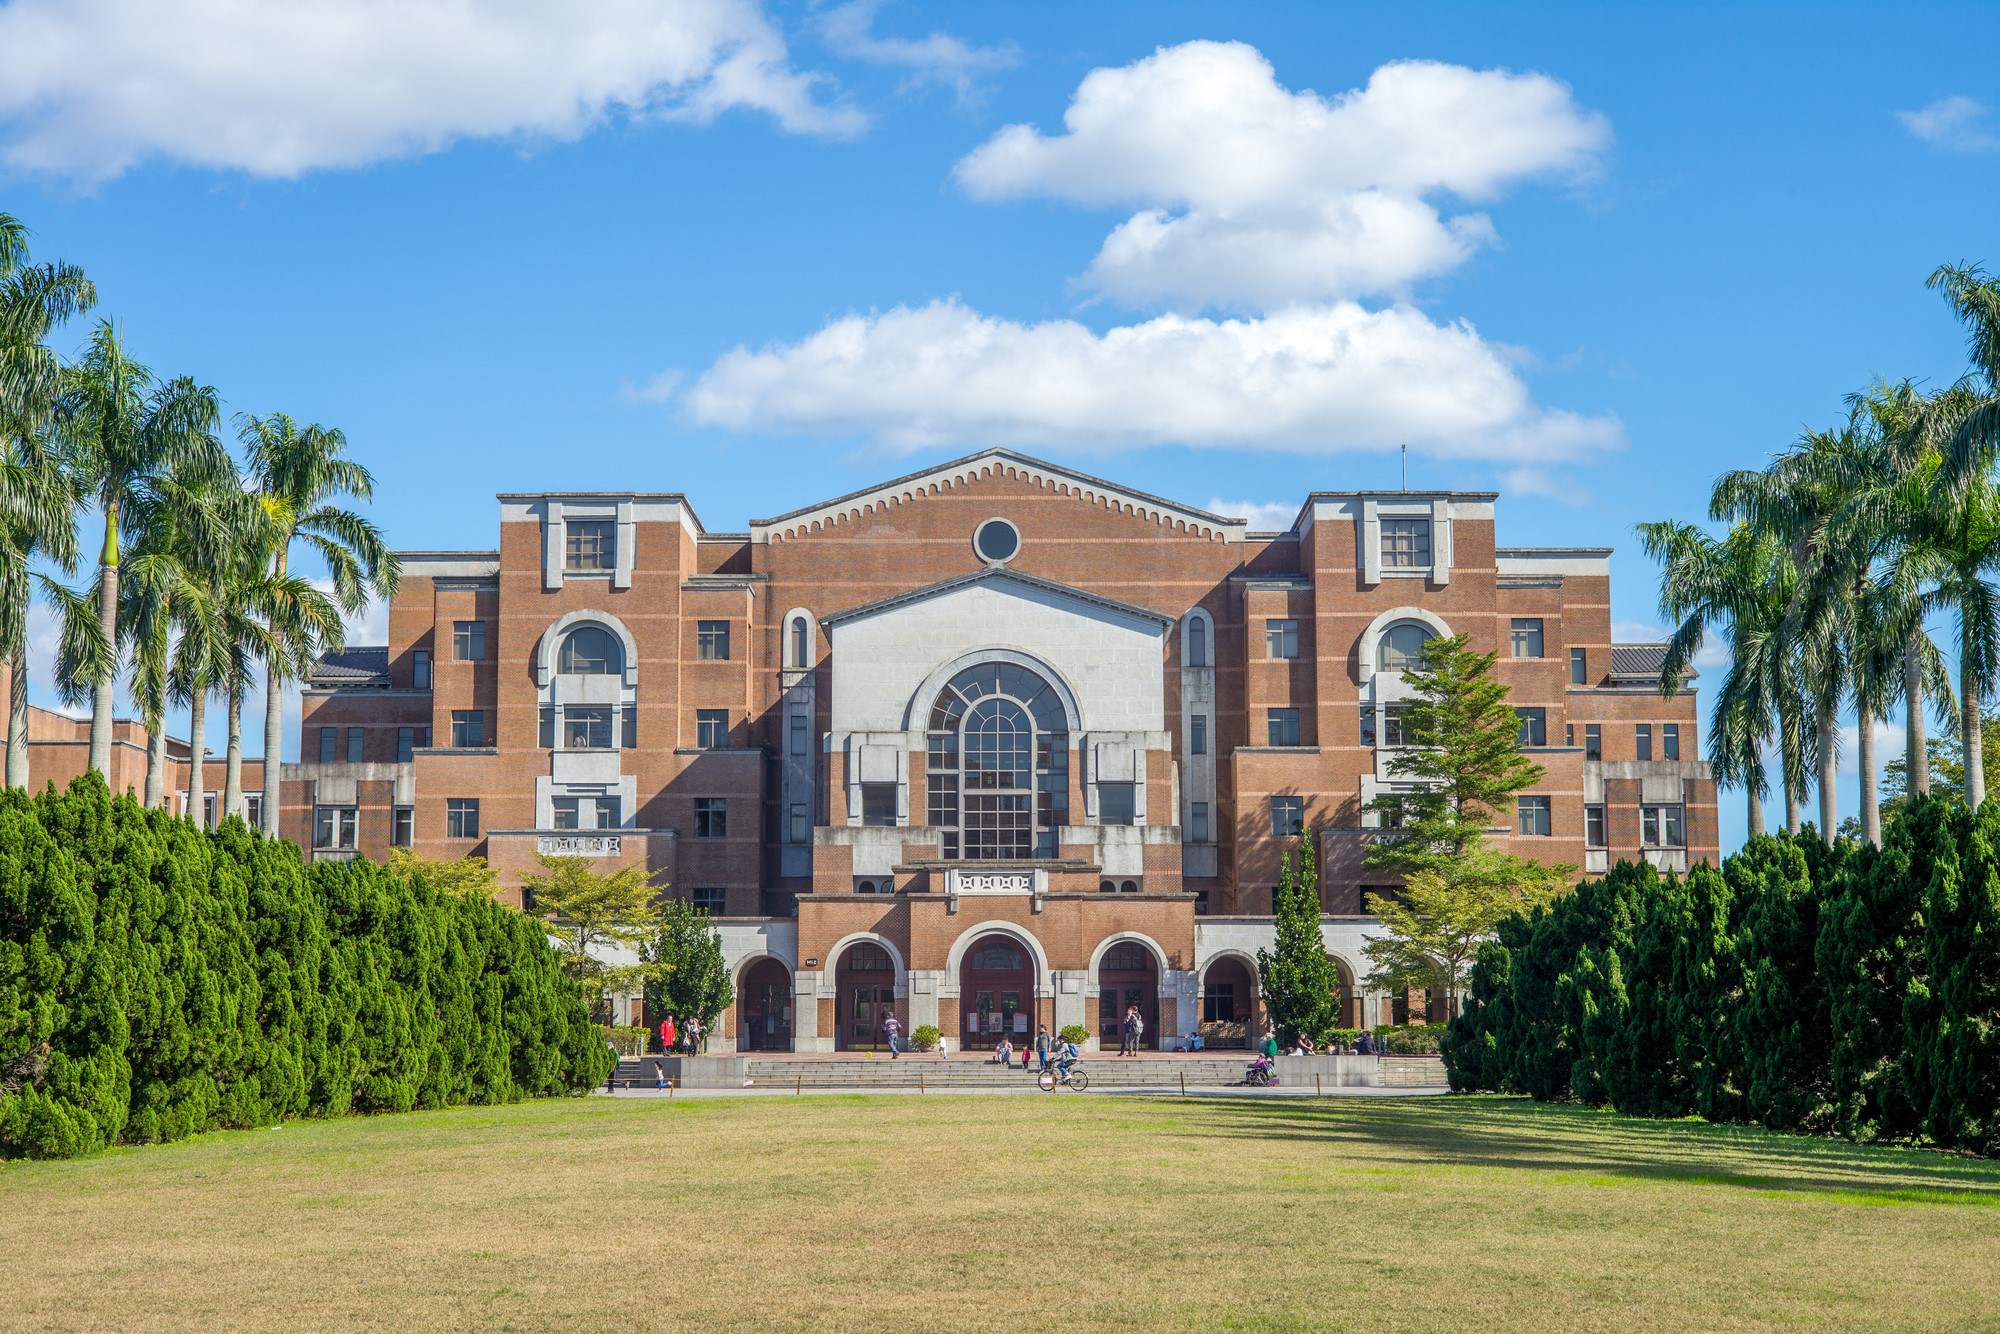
751,448,1246,544
820,567,1175,630
310,646,390,687
1610,643,1696,682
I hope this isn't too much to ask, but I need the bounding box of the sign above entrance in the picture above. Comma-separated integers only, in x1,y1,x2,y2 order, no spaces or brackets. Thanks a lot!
537,834,622,857
946,868,1042,896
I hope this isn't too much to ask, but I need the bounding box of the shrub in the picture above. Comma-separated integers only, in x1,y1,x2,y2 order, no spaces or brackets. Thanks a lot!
1373,1026,1444,1055
910,1025,941,1052
597,1026,652,1058
1058,1025,1089,1046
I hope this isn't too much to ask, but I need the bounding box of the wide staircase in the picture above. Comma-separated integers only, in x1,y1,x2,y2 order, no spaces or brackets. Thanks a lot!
614,1053,1448,1090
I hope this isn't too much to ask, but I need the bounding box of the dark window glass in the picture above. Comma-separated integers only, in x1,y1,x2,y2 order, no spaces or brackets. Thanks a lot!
1381,517,1432,568
689,887,726,915
1584,724,1602,761
565,519,615,572
789,713,807,757
393,807,413,847
539,706,554,748
412,649,432,690
1636,724,1653,761
1515,708,1546,747
1663,723,1680,761
1191,714,1207,756
346,726,364,763
1098,782,1136,827
696,621,730,660
450,710,486,748
397,726,415,763
1585,804,1606,848
1191,801,1210,843
790,618,810,667
1267,708,1301,747
1359,705,1377,748
1377,622,1433,671
318,726,335,763
1266,619,1299,659
694,798,726,838
595,796,621,830
1511,618,1544,658
1516,795,1552,837
314,806,357,849
551,797,579,830
696,709,729,749
1270,795,1305,837
1570,647,1587,685
974,519,1019,563
861,783,897,827
558,626,621,675
1187,618,1208,668
453,620,486,661
446,799,479,839
1642,804,1685,847
623,704,637,748
562,706,612,749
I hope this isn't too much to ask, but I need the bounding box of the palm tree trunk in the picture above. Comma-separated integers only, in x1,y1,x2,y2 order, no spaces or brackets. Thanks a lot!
1746,784,1763,839
143,709,166,807
88,505,118,777
261,547,287,837
1906,631,1929,797
1858,701,1880,846
1966,683,1986,812
223,676,243,822
1816,708,1838,837
1783,781,1801,834
7,643,28,790
185,686,206,826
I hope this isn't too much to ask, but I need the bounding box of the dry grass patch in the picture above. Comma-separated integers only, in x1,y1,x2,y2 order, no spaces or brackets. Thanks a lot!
4,1093,2000,1332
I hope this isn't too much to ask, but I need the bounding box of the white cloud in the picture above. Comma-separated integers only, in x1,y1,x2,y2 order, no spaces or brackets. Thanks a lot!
0,0,862,180
1206,499,1300,533
683,297,1621,458
954,43,1607,308
1896,96,1999,153
1837,718,1907,777
818,0,1017,104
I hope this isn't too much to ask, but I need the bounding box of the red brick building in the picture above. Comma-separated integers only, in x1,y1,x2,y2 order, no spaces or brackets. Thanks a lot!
281,449,1715,1051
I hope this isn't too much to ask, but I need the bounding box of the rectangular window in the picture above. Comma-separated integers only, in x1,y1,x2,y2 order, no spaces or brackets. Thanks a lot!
203,795,215,829
696,621,730,660
789,713,808,757
245,795,262,830
1382,706,1409,748
1584,723,1602,761
1098,782,1136,826
689,887,726,915
451,710,487,748
446,799,479,839
1515,707,1546,748
1203,983,1233,1023
318,726,335,763
1636,724,1653,762
1191,714,1207,756
561,706,612,749
1511,618,1544,658
1191,801,1210,844
452,620,486,661
397,726,416,763
1266,618,1299,659
696,709,729,750
392,807,413,847
412,649,432,691
1267,708,1301,747
1381,517,1432,569
789,802,809,843
1570,647,1588,685
551,796,579,830
861,783,897,827
1270,795,1305,837
1585,803,1606,848
623,704,637,749
313,806,358,849
594,796,622,830
539,706,555,748
564,519,615,572
1663,723,1680,761
1187,619,1209,668
1359,704,1377,748
346,726,364,763
1642,804,1686,847
1516,795,1552,837
694,798,726,838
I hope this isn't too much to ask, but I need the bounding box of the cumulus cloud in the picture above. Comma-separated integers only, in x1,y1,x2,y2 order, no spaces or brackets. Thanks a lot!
818,0,1017,104
0,0,862,180
1206,499,1300,533
1836,718,1907,777
1612,619,1729,674
683,297,1620,458
1897,96,1999,153
954,42,1608,308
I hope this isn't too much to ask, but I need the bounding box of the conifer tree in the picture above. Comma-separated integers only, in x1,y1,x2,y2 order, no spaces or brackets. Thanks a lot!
1256,836,1338,1045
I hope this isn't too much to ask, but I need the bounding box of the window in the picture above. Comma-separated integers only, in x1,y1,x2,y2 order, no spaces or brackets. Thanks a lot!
1266,618,1299,659
539,707,555,748
313,806,357,849
1203,983,1235,1024
623,704,637,749
1565,723,1574,747
694,798,726,838
688,887,726,915
789,713,807,757
1663,723,1680,761
412,649,432,690
318,726,335,763
245,795,262,829
561,706,612,749
696,709,729,749
392,806,413,847
1584,723,1602,761
347,726,364,763
1585,804,1606,848
1190,801,1210,843
925,659,1069,860
558,625,621,676
551,797,579,830
203,795,214,829
453,620,486,661
594,796,621,830
1511,618,1544,658
1570,647,1588,685
696,621,730,661
451,710,486,748
1516,795,1552,837
1267,708,1301,747
790,617,810,668
1187,618,1209,668
1270,795,1305,837
397,726,416,763
1376,621,1434,672
788,802,809,843
1382,706,1410,748
1515,708,1546,747
446,799,479,839
1381,517,1432,569
564,519,615,572
1642,804,1685,847
1099,782,1136,826
1359,704,1377,747
1636,724,1653,762
1191,714,1208,756
861,783,897,827
974,518,1020,564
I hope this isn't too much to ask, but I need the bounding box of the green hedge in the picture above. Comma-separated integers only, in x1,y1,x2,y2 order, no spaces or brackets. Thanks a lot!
1443,796,2000,1156
0,773,612,1159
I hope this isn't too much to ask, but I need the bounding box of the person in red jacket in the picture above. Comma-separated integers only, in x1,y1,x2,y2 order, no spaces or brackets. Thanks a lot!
660,1014,678,1055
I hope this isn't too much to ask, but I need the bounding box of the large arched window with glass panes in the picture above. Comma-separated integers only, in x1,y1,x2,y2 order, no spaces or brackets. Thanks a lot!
926,661,1070,859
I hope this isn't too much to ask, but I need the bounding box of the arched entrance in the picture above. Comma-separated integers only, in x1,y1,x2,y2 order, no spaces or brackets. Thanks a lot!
1333,957,1365,1030
1097,940,1159,1051
737,958,794,1052
958,933,1034,1050
835,940,899,1051
1200,955,1255,1048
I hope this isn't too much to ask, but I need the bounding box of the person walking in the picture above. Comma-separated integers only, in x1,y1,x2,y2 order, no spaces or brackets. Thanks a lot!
1034,1025,1052,1075
883,1013,902,1058
1132,1006,1145,1054
1120,1006,1137,1057
659,1014,677,1057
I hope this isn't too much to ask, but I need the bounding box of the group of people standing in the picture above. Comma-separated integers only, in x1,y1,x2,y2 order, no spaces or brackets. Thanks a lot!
656,1013,703,1055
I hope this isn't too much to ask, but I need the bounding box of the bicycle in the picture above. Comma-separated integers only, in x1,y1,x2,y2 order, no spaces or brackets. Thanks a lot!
1037,1063,1090,1092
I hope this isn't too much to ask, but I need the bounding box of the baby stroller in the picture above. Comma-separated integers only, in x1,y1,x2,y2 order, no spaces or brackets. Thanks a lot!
1242,1054,1281,1087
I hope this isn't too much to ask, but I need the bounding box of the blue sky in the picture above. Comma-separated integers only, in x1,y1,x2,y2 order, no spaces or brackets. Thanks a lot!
3,1,1997,848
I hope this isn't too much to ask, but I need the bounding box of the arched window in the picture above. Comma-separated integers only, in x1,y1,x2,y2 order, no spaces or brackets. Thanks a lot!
970,942,1024,970
558,625,623,675
1188,617,1209,668
1376,622,1435,673
926,661,1069,860
1119,879,1139,894
1103,942,1149,970
841,941,893,972
790,617,810,668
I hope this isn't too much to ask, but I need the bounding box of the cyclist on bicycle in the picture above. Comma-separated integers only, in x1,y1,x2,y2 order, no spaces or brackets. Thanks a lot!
1055,1038,1080,1083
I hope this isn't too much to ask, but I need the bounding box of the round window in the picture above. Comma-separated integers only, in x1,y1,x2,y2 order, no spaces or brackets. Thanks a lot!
974,517,1020,564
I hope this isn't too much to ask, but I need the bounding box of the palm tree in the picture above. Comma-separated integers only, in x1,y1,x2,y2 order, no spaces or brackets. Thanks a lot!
1931,263,2000,494
53,322,229,777
239,413,398,836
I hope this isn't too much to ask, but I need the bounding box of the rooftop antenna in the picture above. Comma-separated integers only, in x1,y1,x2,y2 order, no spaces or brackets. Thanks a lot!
1400,443,1408,492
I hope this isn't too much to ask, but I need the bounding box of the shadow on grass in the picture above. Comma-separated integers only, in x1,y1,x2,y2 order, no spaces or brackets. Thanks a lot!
1175,1095,2000,1208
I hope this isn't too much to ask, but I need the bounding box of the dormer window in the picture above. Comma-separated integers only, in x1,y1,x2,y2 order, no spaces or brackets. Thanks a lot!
565,520,615,572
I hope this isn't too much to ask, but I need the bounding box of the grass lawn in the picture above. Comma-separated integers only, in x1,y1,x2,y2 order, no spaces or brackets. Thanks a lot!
4,1093,1999,1332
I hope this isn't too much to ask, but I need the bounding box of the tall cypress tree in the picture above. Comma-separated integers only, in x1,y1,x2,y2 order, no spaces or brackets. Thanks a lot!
1922,798,2000,1152
1257,836,1338,1045
1732,833,1832,1133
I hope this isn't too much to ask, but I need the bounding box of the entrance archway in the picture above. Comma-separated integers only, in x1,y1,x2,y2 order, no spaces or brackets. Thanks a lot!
958,932,1034,1050
1200,955,1255,1048
1333,957,1365,1031
1096,940,1159,1051
835,940,899,1051
737,958,794,1052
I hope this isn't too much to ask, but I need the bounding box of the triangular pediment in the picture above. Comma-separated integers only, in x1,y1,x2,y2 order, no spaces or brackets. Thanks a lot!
820,566,1175,631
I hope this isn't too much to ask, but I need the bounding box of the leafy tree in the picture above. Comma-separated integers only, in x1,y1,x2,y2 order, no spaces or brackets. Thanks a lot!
1256,835,1337,1045
1363,862,1557,1017
643,899,734,1051
521,853,667,1019
388,848,500,897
